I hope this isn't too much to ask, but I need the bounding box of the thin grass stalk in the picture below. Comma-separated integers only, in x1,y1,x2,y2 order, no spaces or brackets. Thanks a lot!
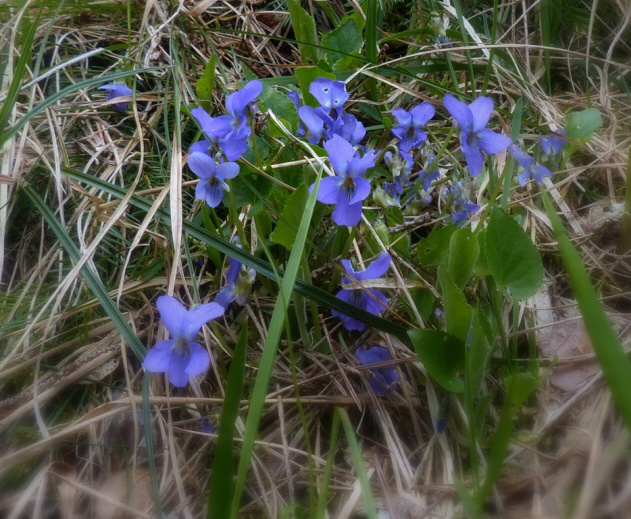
542,190,631,431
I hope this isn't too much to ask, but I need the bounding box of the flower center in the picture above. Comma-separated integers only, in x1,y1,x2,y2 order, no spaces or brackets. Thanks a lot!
342,177,356,202
173,338,191,361
466,132,480,148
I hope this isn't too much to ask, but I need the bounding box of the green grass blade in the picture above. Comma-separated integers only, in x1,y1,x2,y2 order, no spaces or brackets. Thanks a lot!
59,167,410,343
542,190,631,430
207,323,248,519
337,408,377,519
452,0,476,93
364,0,379,99
0,5,40,137
229,131,324,517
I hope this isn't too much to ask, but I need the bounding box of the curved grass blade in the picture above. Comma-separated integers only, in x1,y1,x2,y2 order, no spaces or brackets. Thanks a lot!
0,5,41,138
542,190,631,430
60,167,410,344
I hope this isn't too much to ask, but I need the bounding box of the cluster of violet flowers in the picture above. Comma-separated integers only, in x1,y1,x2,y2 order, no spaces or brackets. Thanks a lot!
97,78,564,392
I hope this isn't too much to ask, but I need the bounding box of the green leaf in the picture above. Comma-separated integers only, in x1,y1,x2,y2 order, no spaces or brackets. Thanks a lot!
408,329,465,393
438,265,473,342
410,288,435,321
286,0,319,64
207,324,248,519
565,108,603,143
485,208,543,299
271,184,309,249
321,19,362,70
416,225,457,266
295,66,335,107
259,84,298,136
475,229,490,275
196,54,217,111
448,227,479,289
503,372,538,407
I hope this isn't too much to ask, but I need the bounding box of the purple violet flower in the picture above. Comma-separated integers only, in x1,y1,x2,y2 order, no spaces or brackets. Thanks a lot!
298,106,329,144
510,145,551,186
98,83,133,112
188,152,240,208
190,80,262,161
356,346,400,395
309,78,349,115
298,107,366,146
332,252,391,331
419,155,440,190
447,182,479,223
190,140,211,154
540,129,567,158
443,94,512,176
143,295,224,387
391,102,435,153
215,250,256,309
314,135,376,227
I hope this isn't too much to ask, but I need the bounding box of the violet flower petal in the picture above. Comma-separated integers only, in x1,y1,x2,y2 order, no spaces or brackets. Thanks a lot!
185,342,210,377
354,252,391,281
143,340,175,372
443,94,474,132
469,96,494,132
188,152,217,179
317,176,342,204
477,128,512,155
168,350,191,387
156,296,188,337
181,302,225,341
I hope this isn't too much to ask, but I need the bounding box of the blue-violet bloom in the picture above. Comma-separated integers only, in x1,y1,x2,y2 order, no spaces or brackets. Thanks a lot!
215,253,256,309
443,94,512,176
356,346,400,395
332,252,391,331
189,152,240,208
447,182,479,224
419,155,441,190
314,135,376,226
98,83,133,112
391,102,435,152
309,78,349,115
143,295,224,387
511,145,551,186
540,129,567,158
190,80,262,161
